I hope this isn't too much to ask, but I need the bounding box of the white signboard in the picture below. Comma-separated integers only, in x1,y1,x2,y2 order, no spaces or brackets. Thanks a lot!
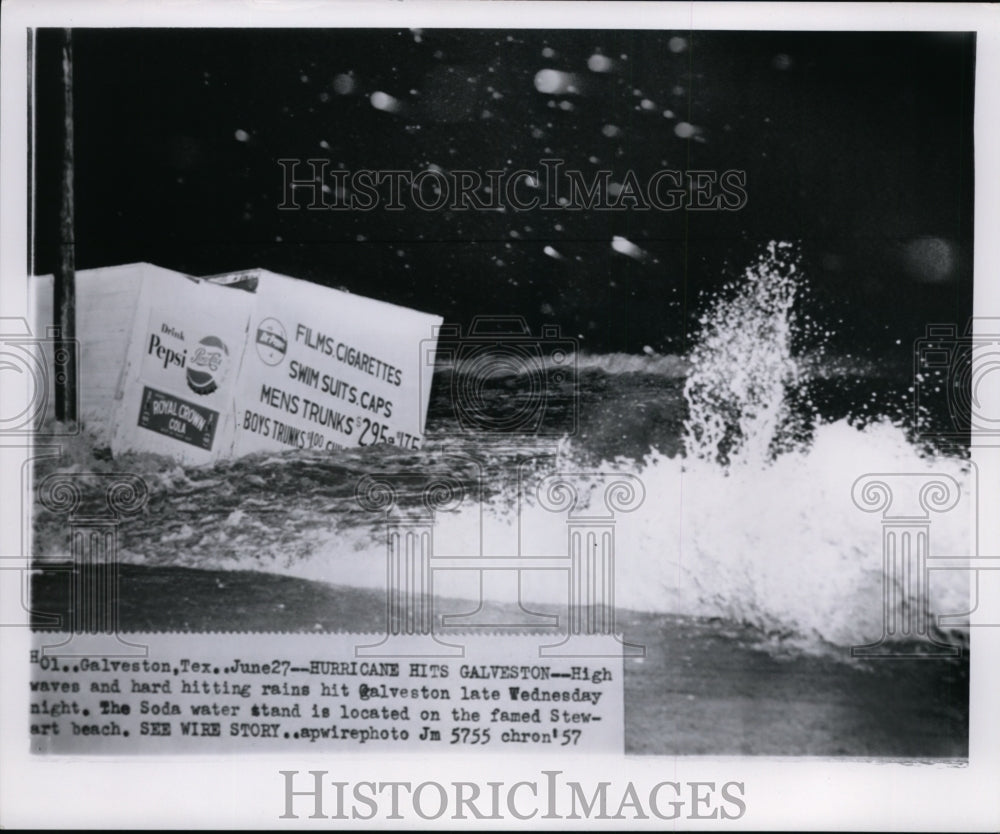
230,270,440,456
110,273,254,465
110,268,442,463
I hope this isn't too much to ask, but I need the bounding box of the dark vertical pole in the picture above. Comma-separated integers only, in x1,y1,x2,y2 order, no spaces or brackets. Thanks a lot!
27,30,34,273
54,28,77,423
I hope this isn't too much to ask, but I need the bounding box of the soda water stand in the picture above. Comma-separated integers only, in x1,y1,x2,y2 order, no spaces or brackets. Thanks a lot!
32,263,442,654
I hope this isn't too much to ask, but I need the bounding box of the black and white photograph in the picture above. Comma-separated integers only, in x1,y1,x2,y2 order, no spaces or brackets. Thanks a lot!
2,1,998,829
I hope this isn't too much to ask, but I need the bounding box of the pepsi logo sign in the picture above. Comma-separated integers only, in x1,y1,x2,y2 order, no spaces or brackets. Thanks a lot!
186,335,230,395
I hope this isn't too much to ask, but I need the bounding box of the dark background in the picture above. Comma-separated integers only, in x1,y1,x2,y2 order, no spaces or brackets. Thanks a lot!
32,29,975,357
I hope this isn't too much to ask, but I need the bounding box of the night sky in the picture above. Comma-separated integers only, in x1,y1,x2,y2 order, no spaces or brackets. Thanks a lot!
33,28,975,357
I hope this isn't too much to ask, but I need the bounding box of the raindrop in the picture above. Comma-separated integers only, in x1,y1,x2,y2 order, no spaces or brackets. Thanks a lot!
901,236,955,283
370,91,401,113
611,236,646,260
234,129,250,142
333,73,356,94
534,69,580,95
674,121,700,139
587,53,614,73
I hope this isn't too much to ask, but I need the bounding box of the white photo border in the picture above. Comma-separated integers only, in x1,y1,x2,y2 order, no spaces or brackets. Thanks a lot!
1,1,998,829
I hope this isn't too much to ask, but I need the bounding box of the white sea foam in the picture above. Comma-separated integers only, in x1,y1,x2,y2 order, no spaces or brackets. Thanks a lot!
286,241,972,653
285,415,969,654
